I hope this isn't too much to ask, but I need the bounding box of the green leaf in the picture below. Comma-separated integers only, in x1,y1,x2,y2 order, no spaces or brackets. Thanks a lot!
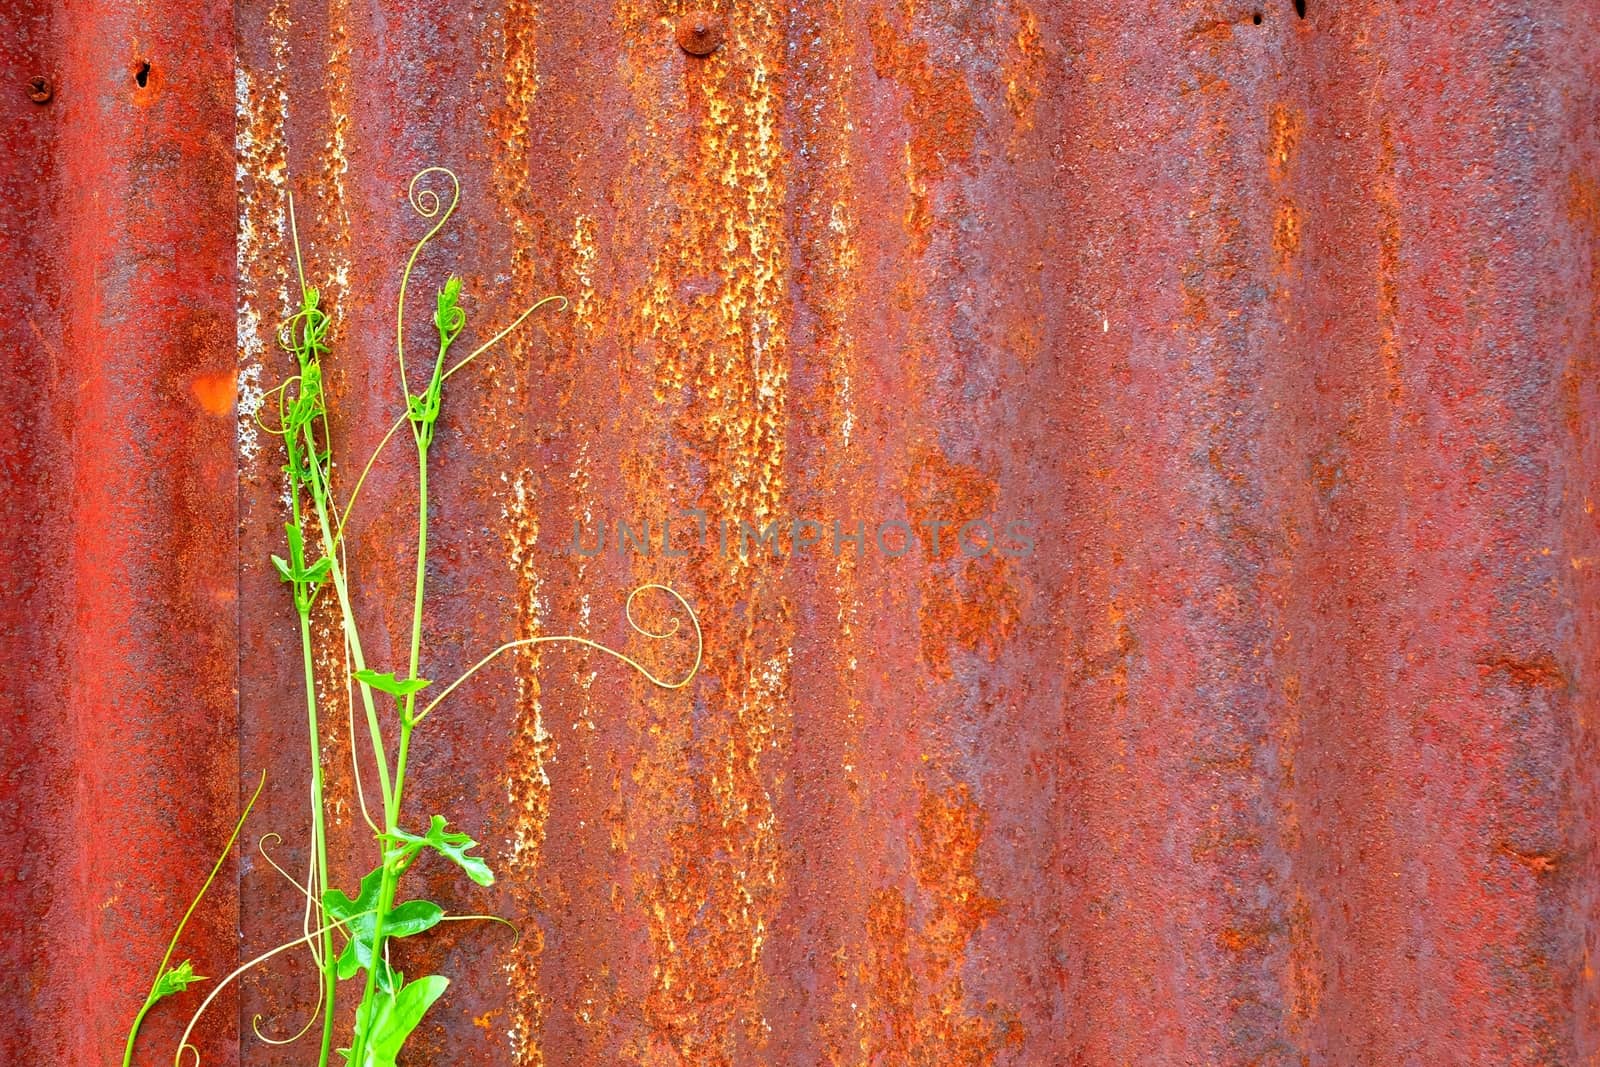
322,869,444,986
150,959,206,1000
270,555,295,584
406,387,442,430
390,815,494,887
285,521,306,562
353,670,432,699
434,276,465,346
353,974,450,1067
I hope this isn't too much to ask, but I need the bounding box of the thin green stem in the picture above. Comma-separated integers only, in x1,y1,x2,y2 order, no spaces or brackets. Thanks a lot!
298,612,337,1067
301,438,393,813
348,439,430,1064
122,773,265,1067
404,453,429,746
308,295,566,603
122,996,156,1067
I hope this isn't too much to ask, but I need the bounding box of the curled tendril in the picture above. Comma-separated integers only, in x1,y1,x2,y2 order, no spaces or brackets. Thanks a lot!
250,378,299,437
251,991,323,1047
407,165,460,222
254,833,307,896
244,838,329,1049
397,167,462,399
247,834,328,1047
276,303,329,364
413,583,703,725
175,914,369,1067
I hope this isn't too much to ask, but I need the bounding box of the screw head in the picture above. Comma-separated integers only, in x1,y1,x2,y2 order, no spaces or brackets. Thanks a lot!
27,76,52,103
676,11,724,57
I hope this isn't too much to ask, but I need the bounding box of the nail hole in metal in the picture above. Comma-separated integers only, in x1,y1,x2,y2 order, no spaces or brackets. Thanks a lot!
1251,10,1262,24
27,76,52,103
135,61,150,88
1294,0,1306,16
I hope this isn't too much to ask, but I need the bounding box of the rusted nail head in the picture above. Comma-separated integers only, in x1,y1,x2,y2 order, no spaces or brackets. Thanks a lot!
676,11,723,56
27,76,52,104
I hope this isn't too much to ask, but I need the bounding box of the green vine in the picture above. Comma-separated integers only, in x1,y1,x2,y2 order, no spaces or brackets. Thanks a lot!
123,167,702,1067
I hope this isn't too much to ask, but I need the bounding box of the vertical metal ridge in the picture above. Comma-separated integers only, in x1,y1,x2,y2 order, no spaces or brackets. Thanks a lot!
0,0,239,1064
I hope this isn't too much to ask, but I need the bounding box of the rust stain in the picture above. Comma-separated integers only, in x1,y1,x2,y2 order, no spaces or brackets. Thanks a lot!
190,370,237,415
502,468,555,1064
1002,5,1044,143
313,0,354,328
1267,102,1303,184
1268,104,1305,274
1285,895,1323,1035
1374,120,1403,400
605,1,795,1062
484,0,554,1060
1476,650,1570,691
1499,842,1561,877
868,7,979,253
1273,197,1304,266
864,784,1007,1065
232,0,291,464
1565,170,1600,438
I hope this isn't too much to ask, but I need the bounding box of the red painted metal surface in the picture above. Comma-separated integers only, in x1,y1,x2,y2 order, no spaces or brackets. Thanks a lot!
5,0,1600,1064
0,3,240,1065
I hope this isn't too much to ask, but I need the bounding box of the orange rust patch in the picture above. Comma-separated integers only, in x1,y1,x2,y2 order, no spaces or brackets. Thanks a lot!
1188,18,1235,43
190,371,236,415
312,0,354,326
904,444,1019,677
864,784,1007,1064
1568,171,1600,230
1002,5,1044,142
1285,895,1324,1034
1475,650,1569,691
1273,198,1303,267
868,8,980,252
1217,921,1272,954
603,3,796,1060
1191,825,1263,860
1566,171,1600,437
1181,277,1209,324
866,11,978,179
905,444,999,560
1375,120,1403,400
501,469,555,1065
1267,102,1304,184
919,559,1022,679
912,784,1000,958
1498,842,1560,876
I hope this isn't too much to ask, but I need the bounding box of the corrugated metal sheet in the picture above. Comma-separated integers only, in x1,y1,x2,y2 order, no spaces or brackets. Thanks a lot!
4,0,1599,1063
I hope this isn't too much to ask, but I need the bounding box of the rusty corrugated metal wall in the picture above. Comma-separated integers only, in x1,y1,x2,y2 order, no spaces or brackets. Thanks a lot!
4,0,1600,1063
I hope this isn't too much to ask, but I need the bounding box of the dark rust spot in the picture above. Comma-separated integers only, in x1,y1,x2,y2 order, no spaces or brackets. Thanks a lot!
676,11,723,56
27,76,51,103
